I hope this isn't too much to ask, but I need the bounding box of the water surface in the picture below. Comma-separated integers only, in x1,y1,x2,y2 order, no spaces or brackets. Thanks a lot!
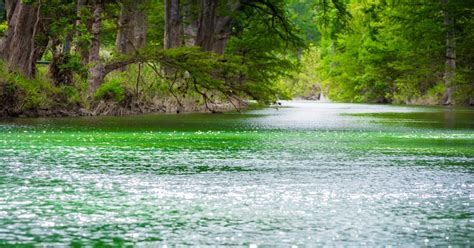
0,102,473,246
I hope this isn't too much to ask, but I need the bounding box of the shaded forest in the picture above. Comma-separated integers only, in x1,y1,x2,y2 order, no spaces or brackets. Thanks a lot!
0,0,472,117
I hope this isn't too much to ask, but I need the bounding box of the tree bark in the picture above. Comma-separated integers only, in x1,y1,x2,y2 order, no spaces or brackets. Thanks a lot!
50,34,74,86
4,0,18,21
164,0,182,48
76,0,93,65
198,0,239,54
88,0,105,96
2,1,46,78
212,15,233,54
195,0,218,51
0,0,19,59
133,3,147,50
182,0,199,46
116,0,147,54
164,0,238,53
442,0,455,105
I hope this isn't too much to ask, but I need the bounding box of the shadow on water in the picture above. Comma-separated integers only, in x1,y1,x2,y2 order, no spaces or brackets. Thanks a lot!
348,107,474,129
0,112,265,132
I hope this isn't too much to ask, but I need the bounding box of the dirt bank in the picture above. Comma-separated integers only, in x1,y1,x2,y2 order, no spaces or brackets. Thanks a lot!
0,97,246,118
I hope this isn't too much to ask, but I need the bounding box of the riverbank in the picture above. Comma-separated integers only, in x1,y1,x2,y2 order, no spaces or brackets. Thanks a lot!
0,97,247,118
0,62,249,118
3,98,474,118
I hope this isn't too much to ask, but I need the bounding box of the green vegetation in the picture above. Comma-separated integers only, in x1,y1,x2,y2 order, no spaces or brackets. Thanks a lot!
0,61,82,112
0,0,305,116
287,0,474,105
0,0,472,117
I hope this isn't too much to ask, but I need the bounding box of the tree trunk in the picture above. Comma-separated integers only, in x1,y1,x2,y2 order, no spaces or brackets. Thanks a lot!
76,0,93,65
182,0,199,46
0,0,19,59
2,1,45,78
212,15,233,54
202,0,239,54
50,34,74,86
4,0,18,21
116,0,147,54
133,3,147,50
195,0,218,51
116,0,135,54
164,0,182,48
442,0,455,105
164,0,238,53
88,0,105,96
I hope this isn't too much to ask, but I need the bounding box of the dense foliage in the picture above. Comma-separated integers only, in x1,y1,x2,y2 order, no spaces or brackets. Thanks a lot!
0,0,472,117
0,0,304,115
288,0,474,105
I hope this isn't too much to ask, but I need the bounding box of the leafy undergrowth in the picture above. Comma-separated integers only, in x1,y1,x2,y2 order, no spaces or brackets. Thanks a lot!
0,62,84,116
0,58,247,117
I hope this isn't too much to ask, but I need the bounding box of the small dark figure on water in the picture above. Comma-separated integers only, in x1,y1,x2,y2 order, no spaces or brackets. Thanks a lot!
273,101,282,110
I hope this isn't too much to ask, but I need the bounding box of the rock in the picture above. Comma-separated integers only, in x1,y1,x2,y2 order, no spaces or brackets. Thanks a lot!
59,110,69,117
79,108,90,116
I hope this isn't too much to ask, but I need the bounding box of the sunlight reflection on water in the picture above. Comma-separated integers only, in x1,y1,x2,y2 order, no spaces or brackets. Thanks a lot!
0,101,473,246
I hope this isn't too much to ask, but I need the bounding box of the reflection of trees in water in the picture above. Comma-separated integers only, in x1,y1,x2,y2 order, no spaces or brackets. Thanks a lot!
443,109,455,128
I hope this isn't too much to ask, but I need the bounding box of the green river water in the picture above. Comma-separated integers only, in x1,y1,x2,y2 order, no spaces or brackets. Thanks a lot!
0,101,473,246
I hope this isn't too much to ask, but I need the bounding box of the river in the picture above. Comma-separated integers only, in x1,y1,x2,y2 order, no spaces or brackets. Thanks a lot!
0,101,473,246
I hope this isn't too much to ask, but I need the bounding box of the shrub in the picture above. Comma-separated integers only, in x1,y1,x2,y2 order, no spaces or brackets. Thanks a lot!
94,79,126,102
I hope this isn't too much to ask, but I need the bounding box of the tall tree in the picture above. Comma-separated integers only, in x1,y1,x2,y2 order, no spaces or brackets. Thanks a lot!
0,0,19,60
0,0,48,78
164,0,182,48
75,0,93,65
116,0,147,54
212,2,240,55
442,0,455,105
194,0,218,51
88,0,105,96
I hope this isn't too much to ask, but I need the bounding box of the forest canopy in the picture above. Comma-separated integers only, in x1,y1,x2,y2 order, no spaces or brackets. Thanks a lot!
0,0,472,117
286,0,474,105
